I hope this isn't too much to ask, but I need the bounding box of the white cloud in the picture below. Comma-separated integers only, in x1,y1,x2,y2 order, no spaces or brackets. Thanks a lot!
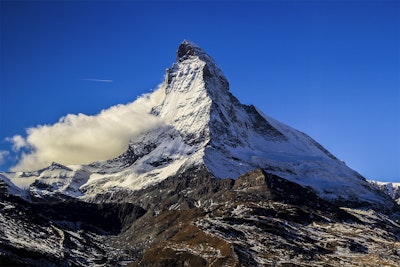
6,135,27,152
9,85,166,171
0,151,10,165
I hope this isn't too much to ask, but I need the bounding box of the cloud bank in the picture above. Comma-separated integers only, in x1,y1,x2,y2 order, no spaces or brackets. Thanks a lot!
0,151,9,165
9,86,166,171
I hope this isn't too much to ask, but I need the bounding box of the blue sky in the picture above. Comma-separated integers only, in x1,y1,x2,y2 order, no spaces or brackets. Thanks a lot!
0,1,399,182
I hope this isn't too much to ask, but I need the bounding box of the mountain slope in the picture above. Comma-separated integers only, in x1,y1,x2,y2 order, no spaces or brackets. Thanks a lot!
2,169,400,266
127,169,400,267
0,40,393,208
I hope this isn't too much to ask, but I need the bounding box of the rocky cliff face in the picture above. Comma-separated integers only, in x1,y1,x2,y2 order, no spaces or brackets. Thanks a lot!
3,168,399,267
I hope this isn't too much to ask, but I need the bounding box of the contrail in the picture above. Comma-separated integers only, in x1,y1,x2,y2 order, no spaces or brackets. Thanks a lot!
81,78,113,83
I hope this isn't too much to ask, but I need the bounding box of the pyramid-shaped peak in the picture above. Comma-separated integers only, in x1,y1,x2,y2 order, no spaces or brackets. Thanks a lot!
176,40,208,62
181,39,200,49
171,40,229,92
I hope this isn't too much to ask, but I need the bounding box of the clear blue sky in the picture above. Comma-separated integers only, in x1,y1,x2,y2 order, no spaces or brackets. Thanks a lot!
0,1,399,182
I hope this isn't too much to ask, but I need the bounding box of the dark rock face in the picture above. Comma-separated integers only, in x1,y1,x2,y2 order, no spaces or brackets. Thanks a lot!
0,179,146,266
233,168,269,190
119,168,399,266
176,40,198,61
244,105,287,139
1,168,400,266
89,165,234,210
176,40,214,65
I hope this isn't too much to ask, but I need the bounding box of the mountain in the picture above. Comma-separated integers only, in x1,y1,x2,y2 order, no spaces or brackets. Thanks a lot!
1,41,399,266
0,40,392,208
369,180,400,204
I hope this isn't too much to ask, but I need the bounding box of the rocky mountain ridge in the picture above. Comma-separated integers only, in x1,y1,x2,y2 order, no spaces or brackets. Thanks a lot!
369,180,400,204
1,168,399,266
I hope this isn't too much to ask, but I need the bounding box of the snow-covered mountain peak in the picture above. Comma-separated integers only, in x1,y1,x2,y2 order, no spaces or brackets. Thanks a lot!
0,41,395,208
166,40,229,94
152,41,233,144
176,40,219,68
176,40,203,61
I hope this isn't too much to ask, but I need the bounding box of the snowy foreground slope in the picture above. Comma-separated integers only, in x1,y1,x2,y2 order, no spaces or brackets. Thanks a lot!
1,41,399,267
0,40,392,207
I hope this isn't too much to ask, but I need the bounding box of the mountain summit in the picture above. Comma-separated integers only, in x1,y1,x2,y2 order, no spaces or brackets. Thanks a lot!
0,41,392,207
